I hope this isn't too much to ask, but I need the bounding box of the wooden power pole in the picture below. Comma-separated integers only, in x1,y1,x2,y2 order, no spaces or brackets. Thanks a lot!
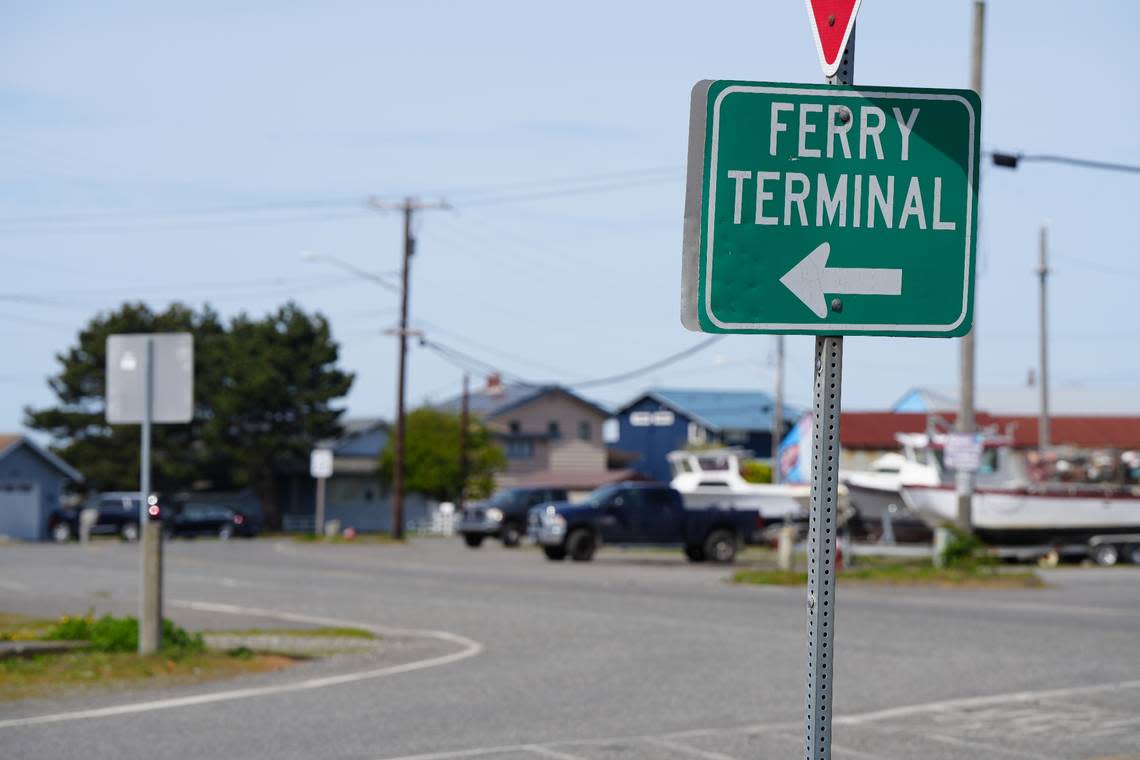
370,196,449,540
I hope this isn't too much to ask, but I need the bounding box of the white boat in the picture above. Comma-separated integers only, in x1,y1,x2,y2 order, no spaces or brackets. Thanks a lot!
842,451,939,542
901,482,1140,547
667,448,839,523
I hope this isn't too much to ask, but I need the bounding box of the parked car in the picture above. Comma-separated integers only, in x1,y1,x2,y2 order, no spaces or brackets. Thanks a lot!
528,482,765,563
162,499,257,539
48,492,143,543
458,487,569,548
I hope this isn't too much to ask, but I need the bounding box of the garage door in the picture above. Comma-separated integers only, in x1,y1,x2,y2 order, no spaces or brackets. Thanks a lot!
0,482,41,541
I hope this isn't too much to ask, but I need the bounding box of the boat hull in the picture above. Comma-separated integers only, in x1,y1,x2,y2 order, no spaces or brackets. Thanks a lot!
901,484,1140,546
845,483,933,543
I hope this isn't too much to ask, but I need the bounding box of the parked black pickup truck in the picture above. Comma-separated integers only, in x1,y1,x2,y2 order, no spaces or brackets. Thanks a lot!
528,482,764,563
458,487,569,547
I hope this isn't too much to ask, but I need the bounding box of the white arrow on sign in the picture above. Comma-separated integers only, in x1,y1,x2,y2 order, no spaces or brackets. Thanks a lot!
779,242,903,318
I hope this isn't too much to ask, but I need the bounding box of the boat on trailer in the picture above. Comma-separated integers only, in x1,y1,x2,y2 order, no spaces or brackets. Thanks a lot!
668,448,849,525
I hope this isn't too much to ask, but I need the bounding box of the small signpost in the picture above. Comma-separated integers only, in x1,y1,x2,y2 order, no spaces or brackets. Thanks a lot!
106,333,193,655
310,448,334,537
944,432,984,473
680,3,980,758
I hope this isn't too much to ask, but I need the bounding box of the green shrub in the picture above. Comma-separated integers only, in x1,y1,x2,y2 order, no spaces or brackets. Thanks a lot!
740,461,773,484
44,613,93,642
44,613,204,655
941,527,993,569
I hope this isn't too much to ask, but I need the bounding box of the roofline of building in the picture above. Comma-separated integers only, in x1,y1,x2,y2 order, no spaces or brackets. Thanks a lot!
0,435,83,482
485,385,611,422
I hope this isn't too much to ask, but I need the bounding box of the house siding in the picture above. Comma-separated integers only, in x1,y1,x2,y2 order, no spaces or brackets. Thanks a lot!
488,391,608,487
614,397,696,483
0,444,69,541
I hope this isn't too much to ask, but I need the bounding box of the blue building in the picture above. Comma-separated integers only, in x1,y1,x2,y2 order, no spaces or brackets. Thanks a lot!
610,389,800,483
0,434,82,541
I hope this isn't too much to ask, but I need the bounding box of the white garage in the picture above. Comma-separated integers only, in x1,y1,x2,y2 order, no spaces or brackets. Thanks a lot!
0,435,82,541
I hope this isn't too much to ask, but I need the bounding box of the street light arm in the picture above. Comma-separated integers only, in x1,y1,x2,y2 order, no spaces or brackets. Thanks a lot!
990,151,1140,175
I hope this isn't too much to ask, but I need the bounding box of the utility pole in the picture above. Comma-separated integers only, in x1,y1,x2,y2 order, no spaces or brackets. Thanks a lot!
771,335,784,484
1038,225,1050,450
957,0,985,532
370,196,449,540
458,373,470,511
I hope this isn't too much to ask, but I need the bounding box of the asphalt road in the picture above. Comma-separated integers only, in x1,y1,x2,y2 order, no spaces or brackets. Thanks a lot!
2,537,1138,760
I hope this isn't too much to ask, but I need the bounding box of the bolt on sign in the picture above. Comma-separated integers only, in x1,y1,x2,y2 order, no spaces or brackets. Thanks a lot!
681,81,980,337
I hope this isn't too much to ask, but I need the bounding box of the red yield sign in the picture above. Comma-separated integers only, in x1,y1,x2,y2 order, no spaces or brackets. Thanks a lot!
804,0,863,77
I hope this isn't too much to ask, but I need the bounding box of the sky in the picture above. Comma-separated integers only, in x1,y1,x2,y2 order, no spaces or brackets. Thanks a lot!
3,0,1139,435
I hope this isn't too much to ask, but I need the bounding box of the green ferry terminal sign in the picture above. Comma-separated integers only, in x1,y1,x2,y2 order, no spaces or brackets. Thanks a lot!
681,80,980,337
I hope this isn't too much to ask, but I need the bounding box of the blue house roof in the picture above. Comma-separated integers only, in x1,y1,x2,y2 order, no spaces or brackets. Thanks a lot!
618,388,801,433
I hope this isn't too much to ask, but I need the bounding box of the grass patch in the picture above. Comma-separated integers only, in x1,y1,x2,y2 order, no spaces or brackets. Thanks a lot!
0,611,301,702
0,613,55,642
42,612,206,655
0,649,293,702
202,626,376,640
732,562,1042,589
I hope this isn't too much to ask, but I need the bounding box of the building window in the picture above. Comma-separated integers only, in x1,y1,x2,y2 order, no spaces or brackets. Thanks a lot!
578,421,591,441
652,411,675,426
631,410,674,427
688,423,707,445
548,421,561,439
630,411,652,427
505,440,534,459
602,418,619,443
509,420,521,434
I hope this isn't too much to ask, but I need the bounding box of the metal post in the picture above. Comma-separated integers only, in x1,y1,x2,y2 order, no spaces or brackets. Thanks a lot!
957,0,985,531
138,337,162,655
1037,224,1050,450
392,199,413,540
803,27,853,760
315,475,327,537
458,373,470,510
805,335,844,760
772,336,785,484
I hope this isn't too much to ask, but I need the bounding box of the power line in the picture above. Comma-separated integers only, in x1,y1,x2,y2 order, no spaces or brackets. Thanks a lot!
570,337,726,390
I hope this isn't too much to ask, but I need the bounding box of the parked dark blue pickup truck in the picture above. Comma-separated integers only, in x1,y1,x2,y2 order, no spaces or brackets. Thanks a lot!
527,482,763,564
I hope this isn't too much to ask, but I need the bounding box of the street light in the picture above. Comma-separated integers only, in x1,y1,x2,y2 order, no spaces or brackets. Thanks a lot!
990,151,1140,174
991,149,1139,452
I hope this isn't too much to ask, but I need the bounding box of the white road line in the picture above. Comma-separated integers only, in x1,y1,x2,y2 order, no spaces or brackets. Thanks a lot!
835,678,1140,726
522,745,587,760
0,599,482,731
642,735,740,759
367,676,1140,760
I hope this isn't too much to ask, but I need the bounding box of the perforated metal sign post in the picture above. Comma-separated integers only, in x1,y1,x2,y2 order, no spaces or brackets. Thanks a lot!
803,29,855,760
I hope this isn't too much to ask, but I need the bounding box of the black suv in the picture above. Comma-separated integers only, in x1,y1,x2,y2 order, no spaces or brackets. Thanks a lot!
48,492,143,543
164,499,257,539
458,487,568,548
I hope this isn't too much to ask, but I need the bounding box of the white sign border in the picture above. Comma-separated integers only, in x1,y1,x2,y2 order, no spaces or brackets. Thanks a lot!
696,83,977,334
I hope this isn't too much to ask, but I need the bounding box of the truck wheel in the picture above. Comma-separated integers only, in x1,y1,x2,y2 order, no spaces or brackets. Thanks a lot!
1091,544,1119,567
121,523,140,542
500,523,522,547
567,528,596,562
543,545,567,561
463,534,484,548
51,522,73,543
684,545,706,562
704,529,738,564
1129,545,1140,565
